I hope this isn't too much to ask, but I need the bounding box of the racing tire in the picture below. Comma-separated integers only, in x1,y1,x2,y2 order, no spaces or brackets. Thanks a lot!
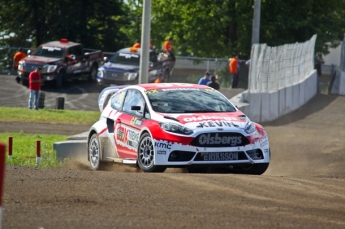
187,167,209,173
88,133,106,170
88,64,98,81
163,69,170,82
233,163,269,175
137,133,167,173
55,71,64,89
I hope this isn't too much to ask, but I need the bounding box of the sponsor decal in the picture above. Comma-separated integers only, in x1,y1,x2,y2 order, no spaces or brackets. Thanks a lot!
260,139,268,148
155,141,172,150
130,117,143,126
145,89,158,94
162,88,200,91
198,133,242,146
157,150,166,155
116,125,140,149
203,152,239,161
196,121,233,128
183,115,237,123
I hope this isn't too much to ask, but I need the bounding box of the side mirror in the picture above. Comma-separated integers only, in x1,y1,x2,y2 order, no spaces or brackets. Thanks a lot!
131,105,141,111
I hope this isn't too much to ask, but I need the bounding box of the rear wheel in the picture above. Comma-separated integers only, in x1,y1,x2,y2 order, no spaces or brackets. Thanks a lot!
88,133,105,170
88,64,97,81
233,163,269,175
137,133,166,172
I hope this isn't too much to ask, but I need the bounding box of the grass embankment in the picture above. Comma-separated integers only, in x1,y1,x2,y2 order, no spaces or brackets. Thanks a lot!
0,107,100,167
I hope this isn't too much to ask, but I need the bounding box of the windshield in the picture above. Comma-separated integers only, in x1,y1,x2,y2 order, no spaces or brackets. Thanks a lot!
109,52,140,66
33,46,65,58
147,88,237,113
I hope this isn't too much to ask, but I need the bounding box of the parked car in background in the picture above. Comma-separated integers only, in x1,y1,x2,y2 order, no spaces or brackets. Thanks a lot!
18,38,104,88
96,47,175,86
87,83,270,174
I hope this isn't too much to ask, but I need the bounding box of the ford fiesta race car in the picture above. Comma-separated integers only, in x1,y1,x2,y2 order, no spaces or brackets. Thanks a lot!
87,83,270,174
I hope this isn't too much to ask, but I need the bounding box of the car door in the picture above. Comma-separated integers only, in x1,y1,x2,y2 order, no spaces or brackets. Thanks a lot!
66,45,84,75
114,89,146,160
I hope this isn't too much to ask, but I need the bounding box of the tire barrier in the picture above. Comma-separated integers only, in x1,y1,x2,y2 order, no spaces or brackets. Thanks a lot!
55,97,65,110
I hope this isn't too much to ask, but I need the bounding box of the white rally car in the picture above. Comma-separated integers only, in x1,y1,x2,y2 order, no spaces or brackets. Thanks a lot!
87,83,270,174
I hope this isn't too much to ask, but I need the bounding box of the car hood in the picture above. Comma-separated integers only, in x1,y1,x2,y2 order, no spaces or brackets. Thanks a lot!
23,56,61,64
160,112,249,130
102,62,139,72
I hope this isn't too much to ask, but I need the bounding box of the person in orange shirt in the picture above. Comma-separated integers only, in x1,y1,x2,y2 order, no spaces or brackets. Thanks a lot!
13,47,27,69
229,54,239,88
154,72,164,83
132,39,140,48
163,37,175,61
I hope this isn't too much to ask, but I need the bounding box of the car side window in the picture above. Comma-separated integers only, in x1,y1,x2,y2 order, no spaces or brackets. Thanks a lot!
111,90,126,110
123,89,145,116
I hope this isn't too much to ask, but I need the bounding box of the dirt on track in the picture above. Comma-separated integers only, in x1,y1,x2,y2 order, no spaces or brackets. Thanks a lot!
2,88,345,228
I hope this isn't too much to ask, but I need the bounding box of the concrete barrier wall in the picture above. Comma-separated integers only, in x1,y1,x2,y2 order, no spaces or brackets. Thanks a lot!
234,70,317,123
330,70,345,95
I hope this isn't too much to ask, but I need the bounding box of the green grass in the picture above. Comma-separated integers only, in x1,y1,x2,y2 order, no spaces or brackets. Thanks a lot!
0,132,68,168
0,106,100,124
0,107,100,167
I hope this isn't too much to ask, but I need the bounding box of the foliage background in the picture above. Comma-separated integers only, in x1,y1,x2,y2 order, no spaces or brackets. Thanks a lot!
0,0,344,59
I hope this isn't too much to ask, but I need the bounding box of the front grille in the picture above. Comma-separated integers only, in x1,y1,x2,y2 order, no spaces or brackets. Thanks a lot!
24,63,44,72
105,71,125,79
191,132,249,147
194,151,247,161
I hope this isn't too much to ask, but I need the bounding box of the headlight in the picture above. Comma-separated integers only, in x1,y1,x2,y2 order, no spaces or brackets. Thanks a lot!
124,72,138,80
244,121,256,134
160,122,193,135
43,65,57,73
98,69,105,78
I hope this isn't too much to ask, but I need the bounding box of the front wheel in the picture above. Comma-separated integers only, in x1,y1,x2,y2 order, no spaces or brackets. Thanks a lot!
88,64,97,81
55,71,64,89
137,133,166,172
233,163,269,175
88,133,104,170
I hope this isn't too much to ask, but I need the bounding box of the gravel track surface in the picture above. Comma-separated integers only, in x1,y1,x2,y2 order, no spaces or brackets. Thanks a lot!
1,74,345,229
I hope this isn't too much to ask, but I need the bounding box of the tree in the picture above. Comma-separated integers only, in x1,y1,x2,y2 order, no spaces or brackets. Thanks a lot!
0,0,129,51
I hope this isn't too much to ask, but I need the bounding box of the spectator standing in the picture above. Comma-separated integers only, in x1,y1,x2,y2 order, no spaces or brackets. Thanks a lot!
229,54,239,88
132,39,140,48
13,47,26,69
207,75,220,90
163,37,175,61
28,67,43,110
314,57,324,93
154,72,164,83
198,71,211,85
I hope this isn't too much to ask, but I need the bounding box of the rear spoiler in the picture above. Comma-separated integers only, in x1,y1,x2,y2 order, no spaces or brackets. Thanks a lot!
98,85,129,111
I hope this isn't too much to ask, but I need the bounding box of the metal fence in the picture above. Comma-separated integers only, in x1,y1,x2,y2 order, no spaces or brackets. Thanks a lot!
248,35,317,93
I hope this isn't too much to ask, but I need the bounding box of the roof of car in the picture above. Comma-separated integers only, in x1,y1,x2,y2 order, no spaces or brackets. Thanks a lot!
39,40,80,49
117,47,154,54
129,83,210,91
